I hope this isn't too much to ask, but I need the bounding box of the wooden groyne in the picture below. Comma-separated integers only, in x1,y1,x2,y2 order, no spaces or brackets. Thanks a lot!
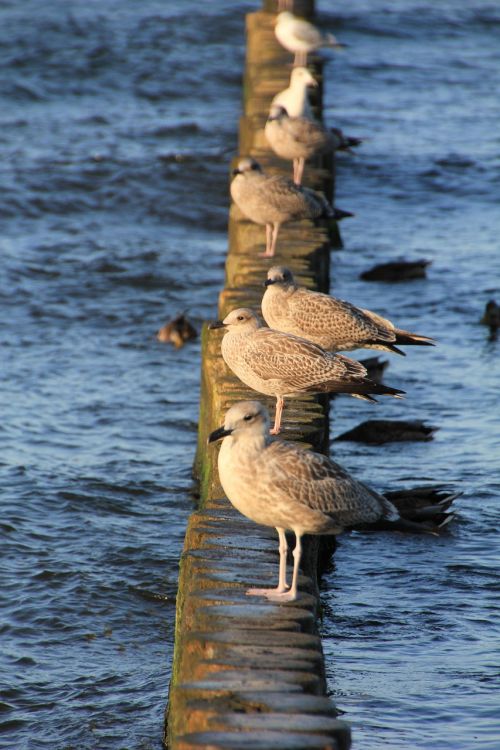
166,3,351,748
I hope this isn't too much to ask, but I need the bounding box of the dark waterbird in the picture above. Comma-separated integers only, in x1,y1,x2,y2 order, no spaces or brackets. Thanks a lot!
157,312,197,348
348,485,459,534
360,258,431,282
334,419,438,444
358,356,389,384
480,299,499,339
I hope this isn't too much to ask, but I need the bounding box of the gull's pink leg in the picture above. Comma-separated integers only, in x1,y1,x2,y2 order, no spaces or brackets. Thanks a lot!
269,396,284,435
268,533,302,602
269,223,280,257
246,527,290,597
249,532,302,602
259,223,277,257
296,157,305,185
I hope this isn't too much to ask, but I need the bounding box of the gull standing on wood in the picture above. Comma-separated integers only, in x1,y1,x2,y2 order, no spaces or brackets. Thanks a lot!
265,105,362,185
230,157,352,257
275,12,345,67
209,308,404,434
271,66,317,119
262,266,435,354
208,400,400,602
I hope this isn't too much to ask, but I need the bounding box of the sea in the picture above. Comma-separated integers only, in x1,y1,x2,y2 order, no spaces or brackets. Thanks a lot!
0,1,498,749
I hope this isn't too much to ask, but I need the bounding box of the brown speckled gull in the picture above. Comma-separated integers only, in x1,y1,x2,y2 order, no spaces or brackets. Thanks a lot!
208,400,399,601
209,308,404,434
262,265,435,355
265,105,362,184
230,157,349,258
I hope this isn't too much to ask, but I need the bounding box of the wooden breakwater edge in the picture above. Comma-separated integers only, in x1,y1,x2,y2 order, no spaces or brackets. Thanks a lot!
165,3,351,749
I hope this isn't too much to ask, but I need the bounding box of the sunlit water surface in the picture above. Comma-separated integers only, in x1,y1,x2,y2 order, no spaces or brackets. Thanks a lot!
0,1,498,749
320,2,499,749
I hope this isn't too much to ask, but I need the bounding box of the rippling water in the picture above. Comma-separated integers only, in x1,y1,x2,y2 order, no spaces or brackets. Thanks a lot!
0,2,244,748
1,1,498,749
320,2,500,749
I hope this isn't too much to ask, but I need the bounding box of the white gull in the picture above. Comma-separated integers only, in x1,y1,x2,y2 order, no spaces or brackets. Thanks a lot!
275,11,345,67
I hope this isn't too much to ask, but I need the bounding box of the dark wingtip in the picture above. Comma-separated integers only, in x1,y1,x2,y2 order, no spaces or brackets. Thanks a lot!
333,207,355,221
381,385,406,398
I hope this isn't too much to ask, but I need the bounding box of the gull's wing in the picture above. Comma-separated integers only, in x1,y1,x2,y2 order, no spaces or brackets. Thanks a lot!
265,440,398,525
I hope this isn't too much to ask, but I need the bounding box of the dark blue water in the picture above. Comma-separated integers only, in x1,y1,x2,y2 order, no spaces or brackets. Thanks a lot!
0,1,498,749
0,2,245,748
319,2,500,749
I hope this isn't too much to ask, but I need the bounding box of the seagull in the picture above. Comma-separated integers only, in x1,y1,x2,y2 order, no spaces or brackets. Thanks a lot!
262,265,435,354
209,308,404,434
265,105,362,184
274,11,345,67
208,400,400,602
230,157,352,257
270,66,318,119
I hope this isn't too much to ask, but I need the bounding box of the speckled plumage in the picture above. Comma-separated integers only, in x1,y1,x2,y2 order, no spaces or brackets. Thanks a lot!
262,265,434,354
209,308,404,433
265,106,362,183
230,157,332,256
209,400,399,601
266,109,337,160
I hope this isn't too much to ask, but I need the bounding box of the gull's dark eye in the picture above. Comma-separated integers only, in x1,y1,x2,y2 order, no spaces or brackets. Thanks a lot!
243,414,253,421
251,163,259,170
237,315,245,321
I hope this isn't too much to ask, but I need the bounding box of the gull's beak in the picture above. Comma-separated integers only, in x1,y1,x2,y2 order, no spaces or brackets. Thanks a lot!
264,278,276,287
208,320,226,330
208,426,233,443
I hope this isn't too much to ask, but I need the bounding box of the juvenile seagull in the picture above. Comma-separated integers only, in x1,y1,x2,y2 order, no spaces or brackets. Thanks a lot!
208,400,400,602
262,266,435,355
265,105,362,184
270,66,318,119
209,308,404,434
275,11,345,67
231,157,352,257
